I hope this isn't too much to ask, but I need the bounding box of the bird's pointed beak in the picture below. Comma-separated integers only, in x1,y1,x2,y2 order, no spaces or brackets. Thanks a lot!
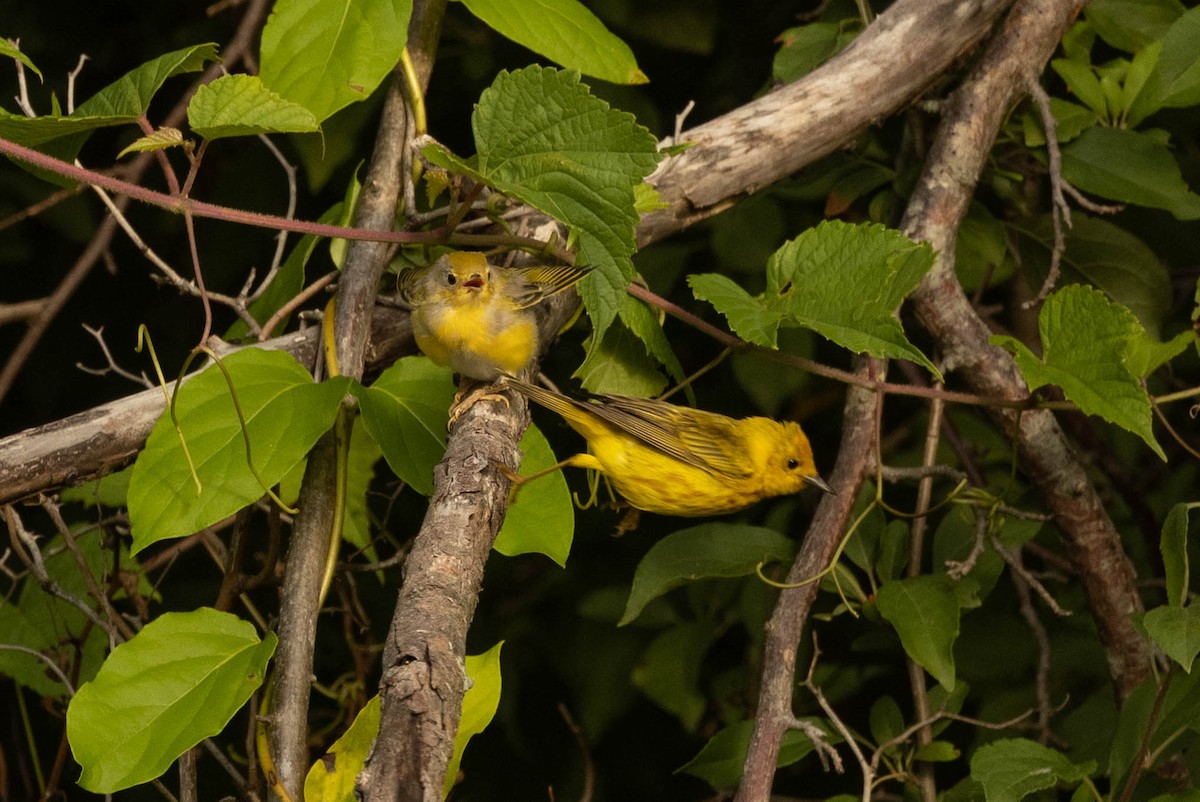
805,474,836,495
463,273,486,289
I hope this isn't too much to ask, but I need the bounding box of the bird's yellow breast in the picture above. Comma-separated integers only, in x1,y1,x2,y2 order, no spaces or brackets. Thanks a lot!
411,288,538,380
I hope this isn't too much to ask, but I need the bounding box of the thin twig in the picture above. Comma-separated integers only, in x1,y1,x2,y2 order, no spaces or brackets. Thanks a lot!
1022,81,1070,309
0,644,76,694
76,324,154,387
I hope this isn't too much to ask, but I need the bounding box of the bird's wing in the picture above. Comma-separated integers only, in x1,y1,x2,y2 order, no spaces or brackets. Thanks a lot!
396,266,430,305
587,395,754,478
507,265,593,309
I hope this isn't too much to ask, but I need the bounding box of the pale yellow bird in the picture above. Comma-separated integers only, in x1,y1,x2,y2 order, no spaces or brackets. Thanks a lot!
397,251,592,381
506,376,833,517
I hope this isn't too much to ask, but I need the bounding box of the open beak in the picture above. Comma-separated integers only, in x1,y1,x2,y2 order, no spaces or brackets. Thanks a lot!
805,474,836,495
463,273,486,289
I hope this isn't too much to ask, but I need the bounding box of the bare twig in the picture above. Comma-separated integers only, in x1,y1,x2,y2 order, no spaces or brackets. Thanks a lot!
1022,81,1071,309
76,324,154,388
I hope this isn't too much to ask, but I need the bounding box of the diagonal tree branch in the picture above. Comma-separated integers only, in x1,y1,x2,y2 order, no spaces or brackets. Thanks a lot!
900,0,1151,699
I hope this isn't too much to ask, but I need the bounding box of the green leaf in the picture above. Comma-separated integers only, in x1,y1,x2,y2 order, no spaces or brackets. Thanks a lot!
305,696,380,802
443,642,504,799
766,221,939,376
259,0,411,122
1123,41,1162,123
971,738,1096,802
869,695,905,747
632,623,714,730
1021,98,1098,147
357,357,455,496
1125,328,1195,378
773,22,852,84
1021,215,1170,338
956,203,1012,291
1145,605,1200,672
990,285,1163,459
423,66,663,339
1158,8,1200,107
876,575,960,689
1085,0,1184,52
688,272,783,347
343,418,384,565
459,0,646,84
617,294,688,391
0,44,219,149
0,533,145,697
574,316,669,396
188,74,319,140
1061,126,1200,220
67,608,277,793
1161,504,1192,607
1051,59,1108,117
677,719,829,789
0,39,43,80
116,126,185,159
915,740,962,762
73,43,221,120
60,467,133,508
495,423,574,566
128,349,351,552
620,524,794,626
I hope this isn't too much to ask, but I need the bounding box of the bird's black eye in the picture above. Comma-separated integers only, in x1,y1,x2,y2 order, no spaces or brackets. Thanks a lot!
446,273,457,285
787,458,800,470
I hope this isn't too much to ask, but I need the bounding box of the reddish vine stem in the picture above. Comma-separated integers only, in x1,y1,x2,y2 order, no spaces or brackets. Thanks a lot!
0,135,439,245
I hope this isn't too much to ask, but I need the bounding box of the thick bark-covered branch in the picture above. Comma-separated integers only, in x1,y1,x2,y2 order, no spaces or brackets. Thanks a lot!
639,0,1012,246
736,365,884,802
0,311,412,506
902,0,1150,697
271,2,447,797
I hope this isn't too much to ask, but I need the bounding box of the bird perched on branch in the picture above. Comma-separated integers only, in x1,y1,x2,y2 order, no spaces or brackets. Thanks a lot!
397,251,592,383
504,376,833,517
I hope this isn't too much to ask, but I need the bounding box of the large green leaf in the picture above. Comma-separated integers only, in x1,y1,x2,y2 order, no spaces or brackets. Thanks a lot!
259,0,411,122
305,696,380,802
632,623,714,730
67,608,277,793
691,221,937,375
1020,214,1170,338
971,738,1096,802
128,349,351,552
459,0,646,84
356,357,454,496
991,285,1163,459
423,66,663,340
443,642,504,799
876,574,960,689
1144,605,1200,672
187,74,319,140
495,423,574,566
1085,0,1183,52
1157,7,1200,107
620,524,794,626
1061,126,1200,220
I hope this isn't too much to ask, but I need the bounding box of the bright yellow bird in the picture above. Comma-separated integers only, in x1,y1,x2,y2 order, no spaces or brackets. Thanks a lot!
397,251,592,381
506,377,833,517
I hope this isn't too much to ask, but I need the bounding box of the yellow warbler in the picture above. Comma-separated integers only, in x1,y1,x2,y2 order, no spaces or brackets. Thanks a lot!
397,251,592,381
506,377,832,516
